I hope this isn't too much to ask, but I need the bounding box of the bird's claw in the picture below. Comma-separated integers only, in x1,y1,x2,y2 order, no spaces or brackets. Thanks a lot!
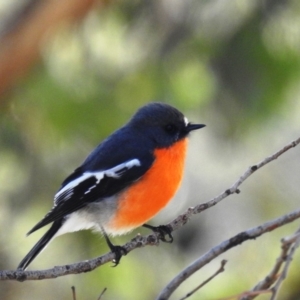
143,224,173,243
110,245,127,267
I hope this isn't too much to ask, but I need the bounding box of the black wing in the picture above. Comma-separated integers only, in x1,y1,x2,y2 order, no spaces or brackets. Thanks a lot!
27,158,152,235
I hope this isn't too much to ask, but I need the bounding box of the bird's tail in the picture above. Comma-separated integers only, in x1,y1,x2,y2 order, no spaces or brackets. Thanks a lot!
17,219,63,270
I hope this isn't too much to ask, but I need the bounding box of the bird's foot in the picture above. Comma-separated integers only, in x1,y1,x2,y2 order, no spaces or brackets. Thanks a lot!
143,224,173,243
101,226,127,266
109,244,127,267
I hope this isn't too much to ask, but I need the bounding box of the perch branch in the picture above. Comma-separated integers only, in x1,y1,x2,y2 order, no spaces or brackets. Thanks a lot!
0,137,299,282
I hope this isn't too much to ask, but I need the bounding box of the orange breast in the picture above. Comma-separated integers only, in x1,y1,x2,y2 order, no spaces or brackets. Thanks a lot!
107,138,188,233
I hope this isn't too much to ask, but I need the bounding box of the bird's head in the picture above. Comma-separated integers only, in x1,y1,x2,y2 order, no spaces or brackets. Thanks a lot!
129,102,205,148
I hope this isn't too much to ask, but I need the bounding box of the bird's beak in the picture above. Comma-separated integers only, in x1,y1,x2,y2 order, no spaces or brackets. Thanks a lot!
186,123,206,132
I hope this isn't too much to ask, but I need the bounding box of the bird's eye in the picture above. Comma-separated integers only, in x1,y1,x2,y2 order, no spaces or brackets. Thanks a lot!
165,124,177,134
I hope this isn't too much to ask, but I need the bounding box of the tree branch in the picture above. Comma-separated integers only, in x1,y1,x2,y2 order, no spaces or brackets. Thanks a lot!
167,137,300,235
241,228,300,300
270,230,300,300
0,233,161,281
156,207,300,300
1,137,299,282
179,259,227,300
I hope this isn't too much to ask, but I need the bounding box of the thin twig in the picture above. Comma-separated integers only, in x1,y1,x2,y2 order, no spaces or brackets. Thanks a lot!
179,260,227,300
219,289,271,300
270,233,300,300
71,286,76,300
97,287,107,300
240,228,300,300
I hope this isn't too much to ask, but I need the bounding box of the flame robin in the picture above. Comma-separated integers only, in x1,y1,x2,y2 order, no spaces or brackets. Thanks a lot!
18,102,205,270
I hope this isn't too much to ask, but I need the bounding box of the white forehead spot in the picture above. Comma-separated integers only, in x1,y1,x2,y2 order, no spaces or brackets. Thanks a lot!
184,116,189,126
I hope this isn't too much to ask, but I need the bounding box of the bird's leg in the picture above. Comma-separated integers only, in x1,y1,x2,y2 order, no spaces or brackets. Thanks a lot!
143,224,173,243
101,226,127,267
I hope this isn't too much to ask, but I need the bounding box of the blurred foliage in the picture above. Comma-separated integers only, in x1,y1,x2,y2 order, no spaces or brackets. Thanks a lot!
2,0,300,299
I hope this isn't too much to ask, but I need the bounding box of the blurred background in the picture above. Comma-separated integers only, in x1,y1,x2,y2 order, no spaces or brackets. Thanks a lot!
1,0,300,299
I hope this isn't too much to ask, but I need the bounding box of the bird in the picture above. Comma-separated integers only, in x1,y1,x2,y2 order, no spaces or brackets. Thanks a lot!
17,102,205,270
